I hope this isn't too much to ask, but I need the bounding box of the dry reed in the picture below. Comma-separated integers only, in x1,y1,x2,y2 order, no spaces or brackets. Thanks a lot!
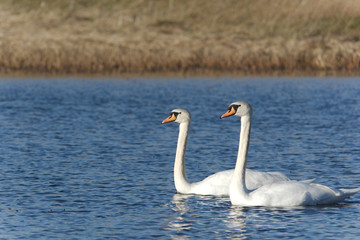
1,0,360,75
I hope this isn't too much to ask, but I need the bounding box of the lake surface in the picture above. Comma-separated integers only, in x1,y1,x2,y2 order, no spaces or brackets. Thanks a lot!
0,77,359,239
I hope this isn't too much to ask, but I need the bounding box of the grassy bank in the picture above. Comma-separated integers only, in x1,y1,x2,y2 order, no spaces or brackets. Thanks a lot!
1,0,360,76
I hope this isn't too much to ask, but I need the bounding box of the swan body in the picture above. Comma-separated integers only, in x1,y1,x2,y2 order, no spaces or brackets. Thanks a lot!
221,101,360,206
178,168,291,196
231,181,360,207
162,108,292,196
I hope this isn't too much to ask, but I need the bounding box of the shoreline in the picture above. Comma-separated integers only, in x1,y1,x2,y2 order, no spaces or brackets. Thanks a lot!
0,69,359,79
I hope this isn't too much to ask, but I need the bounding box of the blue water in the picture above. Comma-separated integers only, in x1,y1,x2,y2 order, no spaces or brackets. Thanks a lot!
0,77,359,239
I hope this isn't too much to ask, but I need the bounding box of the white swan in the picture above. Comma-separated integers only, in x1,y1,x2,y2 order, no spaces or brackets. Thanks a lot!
162,108,293,196
221,101,360,206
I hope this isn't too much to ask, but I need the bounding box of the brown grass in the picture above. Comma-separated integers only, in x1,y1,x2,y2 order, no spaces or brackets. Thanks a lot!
1,0,360,76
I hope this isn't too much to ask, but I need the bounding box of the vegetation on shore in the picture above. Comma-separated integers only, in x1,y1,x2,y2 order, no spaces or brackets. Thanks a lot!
1,0,360,76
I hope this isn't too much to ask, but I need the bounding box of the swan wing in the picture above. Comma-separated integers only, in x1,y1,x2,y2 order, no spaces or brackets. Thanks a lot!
245,169,289,189
189,169,234,196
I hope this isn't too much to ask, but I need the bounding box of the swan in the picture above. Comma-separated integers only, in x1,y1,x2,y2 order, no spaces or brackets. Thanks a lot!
221,101,360,206
162,108,294,196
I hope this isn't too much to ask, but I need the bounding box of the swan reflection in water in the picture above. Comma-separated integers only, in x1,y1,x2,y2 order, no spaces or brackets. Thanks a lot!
167,194,193,239
171,194,192,216
224,206,298,238
225,207,247,228
168,194,251,240
168,194,234,238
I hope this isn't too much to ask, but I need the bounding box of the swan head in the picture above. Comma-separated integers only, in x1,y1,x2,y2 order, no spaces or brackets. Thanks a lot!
220,101,252,118
162,108,191,124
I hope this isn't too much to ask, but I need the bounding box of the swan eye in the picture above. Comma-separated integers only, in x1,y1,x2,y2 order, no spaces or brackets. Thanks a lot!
229,105,240,112
172,112,180,118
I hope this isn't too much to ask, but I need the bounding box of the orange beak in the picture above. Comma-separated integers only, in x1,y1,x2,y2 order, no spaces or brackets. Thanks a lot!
162,114,177,124
220,107,236,119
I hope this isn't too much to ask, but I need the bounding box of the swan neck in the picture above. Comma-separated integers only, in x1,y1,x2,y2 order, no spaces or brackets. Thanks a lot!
174,122,191,193
231,114,252,199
